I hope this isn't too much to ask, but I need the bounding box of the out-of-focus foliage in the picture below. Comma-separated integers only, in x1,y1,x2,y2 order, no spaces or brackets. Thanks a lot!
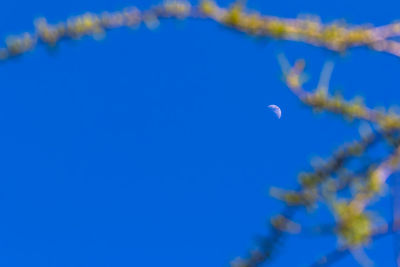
2,0,400,266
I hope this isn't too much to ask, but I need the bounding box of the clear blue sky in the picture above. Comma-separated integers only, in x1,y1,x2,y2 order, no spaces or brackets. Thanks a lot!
0,0,398,266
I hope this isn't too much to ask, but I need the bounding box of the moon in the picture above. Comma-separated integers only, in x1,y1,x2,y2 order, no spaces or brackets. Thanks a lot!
267,104,282,119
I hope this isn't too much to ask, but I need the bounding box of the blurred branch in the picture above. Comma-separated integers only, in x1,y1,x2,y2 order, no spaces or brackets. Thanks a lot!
280,56,400,131
309,223,392,267
232,131,378,266
4,1,400,61
392,174,400,266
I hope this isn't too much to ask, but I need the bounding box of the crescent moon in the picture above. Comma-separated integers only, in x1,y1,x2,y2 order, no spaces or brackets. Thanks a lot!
267,104,282,119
